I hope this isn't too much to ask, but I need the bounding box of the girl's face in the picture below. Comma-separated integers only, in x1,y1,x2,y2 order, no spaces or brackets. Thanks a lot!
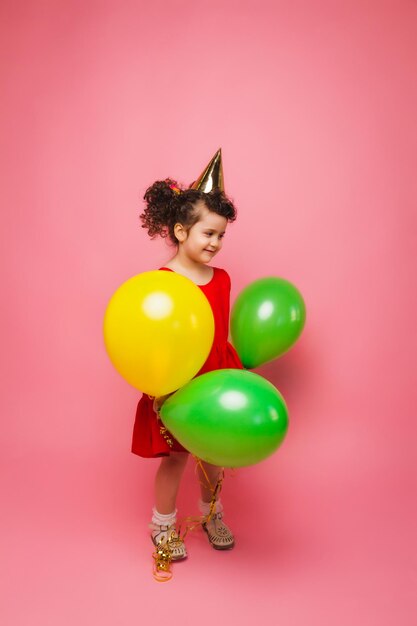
176,203,227,264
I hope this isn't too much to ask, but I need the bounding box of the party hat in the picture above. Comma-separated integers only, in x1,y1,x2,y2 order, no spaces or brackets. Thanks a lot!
190,149,224,193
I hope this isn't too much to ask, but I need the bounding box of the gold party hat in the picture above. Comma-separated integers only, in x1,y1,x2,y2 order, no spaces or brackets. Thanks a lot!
190,149,224,193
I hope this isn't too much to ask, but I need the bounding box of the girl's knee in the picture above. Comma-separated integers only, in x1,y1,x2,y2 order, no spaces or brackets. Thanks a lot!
161,452,188,469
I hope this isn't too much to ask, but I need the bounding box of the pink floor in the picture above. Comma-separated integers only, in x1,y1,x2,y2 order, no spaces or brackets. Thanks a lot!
3,419,416,624
2,1,416,624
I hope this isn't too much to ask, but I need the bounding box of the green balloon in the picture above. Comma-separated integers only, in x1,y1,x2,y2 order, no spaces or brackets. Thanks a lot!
160,369,288,467
231,277,306,369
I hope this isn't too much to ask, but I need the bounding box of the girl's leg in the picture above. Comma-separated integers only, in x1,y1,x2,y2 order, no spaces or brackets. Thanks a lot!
197,461,235,550
154,452,189,514
197,461,223,504
152,452,189,561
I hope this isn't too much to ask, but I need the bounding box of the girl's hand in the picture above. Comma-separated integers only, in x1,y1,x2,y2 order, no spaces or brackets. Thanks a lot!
152,394,171,418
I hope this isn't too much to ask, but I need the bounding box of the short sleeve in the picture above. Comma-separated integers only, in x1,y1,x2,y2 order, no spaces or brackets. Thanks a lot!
217,268,231,292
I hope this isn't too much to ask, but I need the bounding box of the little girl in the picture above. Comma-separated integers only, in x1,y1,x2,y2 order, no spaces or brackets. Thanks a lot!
131,152,243,561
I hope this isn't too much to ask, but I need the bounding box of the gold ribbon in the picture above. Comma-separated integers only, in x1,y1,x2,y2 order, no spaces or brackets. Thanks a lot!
152,538,173,582
159,424,174,448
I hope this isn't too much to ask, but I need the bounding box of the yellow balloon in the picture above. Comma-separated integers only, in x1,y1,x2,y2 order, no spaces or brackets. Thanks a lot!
103,271,214,396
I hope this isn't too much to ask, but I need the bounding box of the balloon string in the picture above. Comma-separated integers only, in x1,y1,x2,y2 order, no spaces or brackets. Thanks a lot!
178,457,224,539
159,424,174,448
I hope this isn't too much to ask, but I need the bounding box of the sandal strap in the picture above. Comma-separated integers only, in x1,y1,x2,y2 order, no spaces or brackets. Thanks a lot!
203,514,235,548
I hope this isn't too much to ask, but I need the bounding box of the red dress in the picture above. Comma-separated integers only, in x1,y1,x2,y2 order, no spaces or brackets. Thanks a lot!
131,267,243,457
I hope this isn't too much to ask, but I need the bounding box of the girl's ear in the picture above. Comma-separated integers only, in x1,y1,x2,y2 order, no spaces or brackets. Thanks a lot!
174,222,187,242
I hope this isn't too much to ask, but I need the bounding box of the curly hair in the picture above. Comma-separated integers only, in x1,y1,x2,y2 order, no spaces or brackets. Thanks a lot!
140,179,237,245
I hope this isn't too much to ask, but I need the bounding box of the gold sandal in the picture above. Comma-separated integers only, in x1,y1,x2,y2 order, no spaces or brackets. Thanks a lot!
150,524,187,561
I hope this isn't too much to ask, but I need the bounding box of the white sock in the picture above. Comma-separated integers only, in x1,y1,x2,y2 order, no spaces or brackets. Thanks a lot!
198,499,223,516
151,507,177,528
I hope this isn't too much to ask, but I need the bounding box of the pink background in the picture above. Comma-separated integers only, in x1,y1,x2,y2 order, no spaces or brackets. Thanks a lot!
1,1,416,624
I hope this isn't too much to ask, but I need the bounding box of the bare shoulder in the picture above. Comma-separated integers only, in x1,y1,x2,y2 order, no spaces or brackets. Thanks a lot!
163,260,214,286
